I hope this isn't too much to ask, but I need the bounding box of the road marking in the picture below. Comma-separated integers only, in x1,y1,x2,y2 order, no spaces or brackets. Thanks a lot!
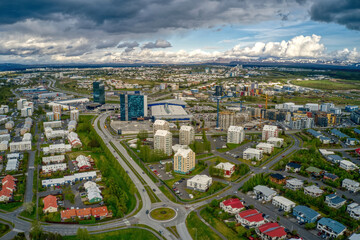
124,219,130,226
13,228,23,233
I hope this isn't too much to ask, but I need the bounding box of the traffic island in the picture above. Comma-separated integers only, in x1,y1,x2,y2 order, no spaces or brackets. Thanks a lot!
149,207,177,222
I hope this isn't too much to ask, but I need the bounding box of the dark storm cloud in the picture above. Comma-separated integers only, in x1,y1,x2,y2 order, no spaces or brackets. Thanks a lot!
117,41,139,52
96,39,119,49
310,0,360,30
142,40,172,49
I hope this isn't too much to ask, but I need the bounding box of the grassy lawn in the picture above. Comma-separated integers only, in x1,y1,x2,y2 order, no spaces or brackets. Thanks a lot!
0,223,10,238
186,211,222,240
197,153,214,159
158,185,177,202
63,228,159,240
165,162,207,187
144,186,161,203
292,79,360,90
0,202,23,211
217,141,250,153
166,226,180,239
150,207,176,221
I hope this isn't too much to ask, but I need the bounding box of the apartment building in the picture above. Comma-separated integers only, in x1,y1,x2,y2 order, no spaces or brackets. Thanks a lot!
179,125,195,145
227,125,245,144
154,130,172,156
262,125,279,141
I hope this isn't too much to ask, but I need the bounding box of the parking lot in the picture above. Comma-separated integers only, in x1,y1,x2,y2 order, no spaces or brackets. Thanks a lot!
227,142,255,158
171,178,192,199
148,163,174,181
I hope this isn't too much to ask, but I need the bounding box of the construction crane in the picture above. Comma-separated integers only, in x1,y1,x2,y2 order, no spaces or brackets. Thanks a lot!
260,93,269,109
229,100,245,112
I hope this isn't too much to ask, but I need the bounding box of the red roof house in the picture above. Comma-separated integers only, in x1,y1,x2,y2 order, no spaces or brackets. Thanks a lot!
235,209,266,227
257,222,287,240
91,206,109,219
61,209,77,221
355,148,360,156
220,198,245,214
76,208,92,219
43,195,58,213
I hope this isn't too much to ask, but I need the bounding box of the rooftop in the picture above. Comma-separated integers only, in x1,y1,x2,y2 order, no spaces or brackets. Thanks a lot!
318,218,346,234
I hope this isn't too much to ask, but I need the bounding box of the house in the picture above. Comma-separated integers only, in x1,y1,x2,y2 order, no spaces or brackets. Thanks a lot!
327,155,343,164
243,148,263,161
270,173,286,185
253,185,277,202
323,172,339,181
272,196,296,212
292,205,320,223
61,209,77,221
317,218,346,239
339,160,359,171
84,181,102,203
320,136,331,144
214,162,235,178
91,206,109,219
256,222,287,240
304,185,324,197
267,137,284,148
43,195,58,213
349,233,360,240
42,155,65,164
285,162,301,172
42,163,67,173
325,194,346,209
346,138,359,146
342,178,360,192
355,148,360,156
347,203,360,220
235,209,266,228
187,175,212,192
0,175,16,202
256,142,274,154
42,171,97,188
76,155,91,169
286,178,304,190
76,208,92,219
220,198,244,214
305,166,323,177
0,188,12,202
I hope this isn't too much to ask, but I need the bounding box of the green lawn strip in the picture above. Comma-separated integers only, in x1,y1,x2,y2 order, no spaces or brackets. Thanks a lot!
0,222,10,238
158,185,177,203
292,79,360,91
166,226,180,239
185,182,227,200
196,153,214,159
217,141,250,153
186,211,222,240
150,208,176,221
145,186,161,203
0,202,23,212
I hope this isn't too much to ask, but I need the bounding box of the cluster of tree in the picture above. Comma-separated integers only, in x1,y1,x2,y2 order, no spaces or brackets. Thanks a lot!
29,221,63,240
189,130,211,154
209,165,225,178
138,145,169,162
0,84,14,106
241,173,270,193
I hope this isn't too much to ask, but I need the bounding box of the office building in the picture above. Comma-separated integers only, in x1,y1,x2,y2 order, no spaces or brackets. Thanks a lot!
173,148,195,174
227,126,245,144
154,130,172,156
179,126,195,145
262,125,279,141
119,92,147,121
93,81,105,104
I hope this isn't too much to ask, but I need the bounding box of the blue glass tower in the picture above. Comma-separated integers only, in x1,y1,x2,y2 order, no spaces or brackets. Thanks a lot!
93,81,105,104
119,92,147,121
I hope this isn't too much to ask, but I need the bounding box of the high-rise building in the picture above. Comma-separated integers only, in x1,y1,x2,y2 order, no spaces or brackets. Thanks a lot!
262,125,279,141
154,130,172,156
173,148,195,174
227,126,245,144
153,120,169,134
179,126,195,145
52,103,61,121
17,99,27,110
119,92,147,121
93,81,105,105
70,110,79,121
219,111,235,130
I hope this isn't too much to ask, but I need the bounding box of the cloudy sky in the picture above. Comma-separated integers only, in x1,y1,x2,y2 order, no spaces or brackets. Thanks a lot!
0,0,359,64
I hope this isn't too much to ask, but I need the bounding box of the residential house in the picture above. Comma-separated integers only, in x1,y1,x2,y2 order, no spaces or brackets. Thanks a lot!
61,209,77,221
323,172,339,182
292,205,320,223
43,195,58,213
339,160,359,171
317,218,346,239
327,155,343,164
285,162,301,172
220,198,244,214
270,173,286,185
0,175,16,202
286,178,304,190
272,196,296,212
253,185,277,202
325,194,346,209
347,203,360,220
256,222,287,240
342,178,360,192
304,185,324,197
256,142,274,154
91,206,109,219
243,148,263,161
76,208,92,219
267,137,284,148
235,209,266,228
346,138,359,146
214,162,235,178
305,166,323,177
187,175,212,192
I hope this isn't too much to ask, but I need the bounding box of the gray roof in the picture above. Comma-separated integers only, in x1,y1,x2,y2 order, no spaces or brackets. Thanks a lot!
254,185,276,197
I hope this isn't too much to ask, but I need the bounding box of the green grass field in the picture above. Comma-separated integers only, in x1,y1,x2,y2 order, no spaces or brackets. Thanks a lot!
186,211,222,240
63,228,158,240
292,79,360,90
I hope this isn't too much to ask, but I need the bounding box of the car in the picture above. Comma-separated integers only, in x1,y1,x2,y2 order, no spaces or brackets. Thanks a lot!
142,172,144,174
143,189,145,192
153,189,156,192
146,210,149,214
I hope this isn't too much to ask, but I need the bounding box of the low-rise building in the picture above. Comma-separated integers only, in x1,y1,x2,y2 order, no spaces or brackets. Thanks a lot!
68,132,82,148
10,141,31,152
43,144,71,155
76,208,92,219
5,159,19,172
272,196,296,212
317,218,346,239
305,166,323,177
339,160,359,171
42,163,67,173
256,222,287,240
235,209,265,228
292,205,320,223
187,175,212,192
214,162,235,178
42,155,65,164
327,154,343,164
42,171,97,187
84,181,102,203
43,195,58,213
220,198,244,214
91,206,109,219
256,142,274,154
342,178,360,192
325,194,346,209
0,175,16,202
0,134,10,142
267,137,284,148
323,172,339,182
0,141,8,151
347,203,360,220
285,162,301,172
43,121,62,129
270,173,286,184
304,185,324,197
346,138,359,146
61,209,77,221
243,148,263,161
253,185,277,202
76,155,91,170
286,178,304,190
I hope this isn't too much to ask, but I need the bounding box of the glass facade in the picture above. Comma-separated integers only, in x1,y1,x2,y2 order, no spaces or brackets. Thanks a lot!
93,81,105,104
119,92,146,121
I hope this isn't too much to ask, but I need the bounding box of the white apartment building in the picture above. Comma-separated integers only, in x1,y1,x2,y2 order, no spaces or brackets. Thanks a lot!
0,134,10,142
262,125,279,141
179,125,195,145
44,127,67,139
253,185,277,202
286,178,304,190
187,175,212,192
173,148,195,174
256,142,274,154
70,110,79,121
17,99,27,110
272,196,296,212
342,178,360,192
43,144,71,155
43,121,62,129
227,126,245,144
42,155,65,164
154,130,172,156
68,120,77,131
339,160,359,171
42,171,97,187
42,163,67,173
267,137,284,148
305,103,319,112
153,120,170,134
0,141,8,151
21,107,33,117
10,141,32,152
304,185,324,197
243,148,263,161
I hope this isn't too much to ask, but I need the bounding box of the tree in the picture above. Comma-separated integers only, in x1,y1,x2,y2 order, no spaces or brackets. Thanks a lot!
24,202,35,214
30,220,43,240
77,228,90,240
137,130,148,140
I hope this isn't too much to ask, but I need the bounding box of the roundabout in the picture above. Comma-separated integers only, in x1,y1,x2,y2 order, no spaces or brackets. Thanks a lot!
149,207,177,222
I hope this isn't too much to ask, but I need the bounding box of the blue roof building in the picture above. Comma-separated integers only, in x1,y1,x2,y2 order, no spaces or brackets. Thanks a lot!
330,129,349,139
292,205,320,223
319,136,331,144
354,128,360,135
307,129,322,138
327,155,343,164
325,194,346,209
346,138,359,146
317,218,346,238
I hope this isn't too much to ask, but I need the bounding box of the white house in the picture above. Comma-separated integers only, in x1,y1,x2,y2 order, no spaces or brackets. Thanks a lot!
42,155,66,164
243,148,263,161
272,196,296,212
256,142,274,154
187,175,212,192
304,185,324,197
42,171,97,187
253,185,277,202
235,209,266,228
227,126,245,144
339,160,359,171
214,162,235,178
286,178,304,190
42,163,67,173
0,141,8,151
43,121,62,129
220,198,244,214
347,203,360,220
10,141,31,152
267,137,284,148
342,178,360,192
43,144,71,155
